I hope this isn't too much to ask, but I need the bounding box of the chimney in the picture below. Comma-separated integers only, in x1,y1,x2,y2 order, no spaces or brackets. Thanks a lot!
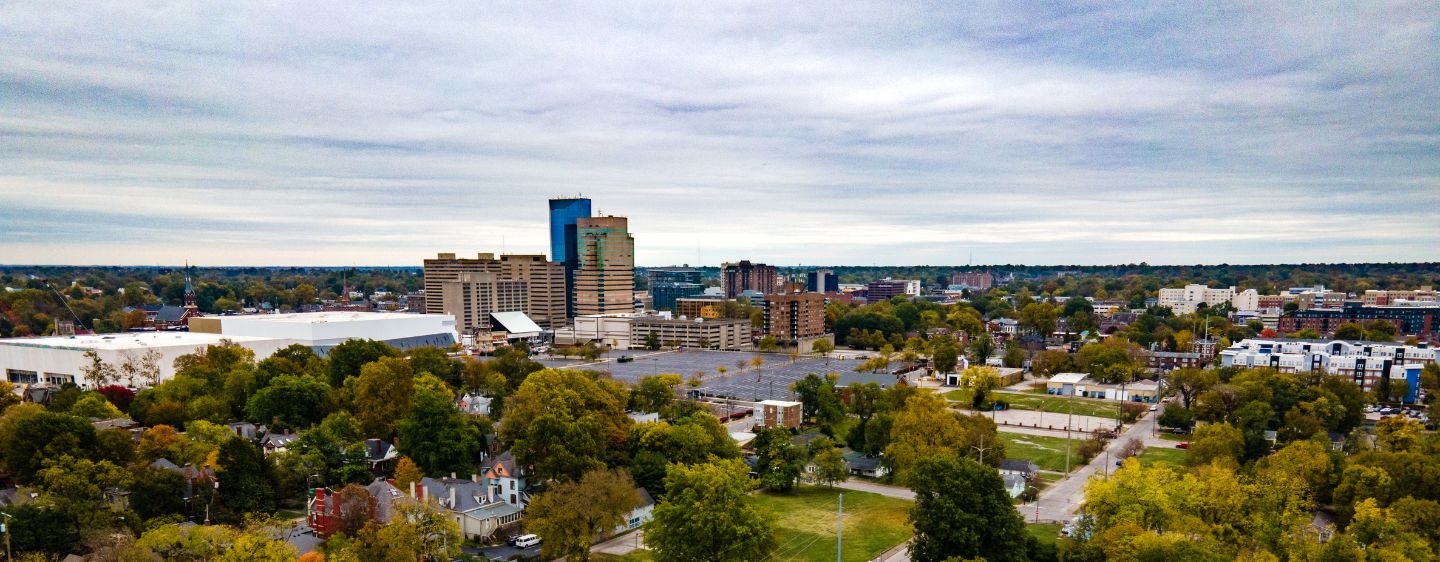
449,485,457,508
408,481,416,499
450,472,456,480
472,474,480,483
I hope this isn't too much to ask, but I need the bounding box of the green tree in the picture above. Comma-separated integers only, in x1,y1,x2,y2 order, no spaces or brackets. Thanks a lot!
630,374,682,414
811,338,835,356
1333,322,1365,341
1186,422,1245,468
354,356,415,439
526,468,643,562
326,339,398,387
1363,320,1397,341
645,331,662,350
812,444,849,488
753,426,805,492
4,411,96,482
7,503,80,557
407,346,460,387
791,373,845,428
758,335,780,352
908,456,1029,562
245,374,331,430
932,337,960,374
1002,343,1025,368
216,437,276,517
1018,302,1058,336
645,459,777,562
969,336,995,364
500,369,632,481
397,376,482,475
1030,349,1074,378
1166,368,1218,409
130,467,189,521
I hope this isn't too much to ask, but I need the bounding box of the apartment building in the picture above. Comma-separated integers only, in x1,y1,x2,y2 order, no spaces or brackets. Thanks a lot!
722,261,777,298
763,292,826,341
1220,338,1433,402
1156,284,1238,314
1278,303,1438,340
866,279,920,300
423,253,566,333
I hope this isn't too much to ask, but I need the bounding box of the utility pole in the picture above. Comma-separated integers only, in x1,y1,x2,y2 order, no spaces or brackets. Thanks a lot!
1064,393,1073,474
971,434,993,465
2,511,11,561
837,493,843,562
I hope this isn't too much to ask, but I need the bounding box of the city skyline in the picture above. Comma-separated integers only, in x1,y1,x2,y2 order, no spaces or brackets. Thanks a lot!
2,3,1438,266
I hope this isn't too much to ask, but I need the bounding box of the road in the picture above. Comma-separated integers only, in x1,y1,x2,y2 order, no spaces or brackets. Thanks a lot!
1024,405,1161,522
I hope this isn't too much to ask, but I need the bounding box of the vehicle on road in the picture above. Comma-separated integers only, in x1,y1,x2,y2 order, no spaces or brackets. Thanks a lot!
1148,405,1158,412
1176,442,1189,449
513,534,542,548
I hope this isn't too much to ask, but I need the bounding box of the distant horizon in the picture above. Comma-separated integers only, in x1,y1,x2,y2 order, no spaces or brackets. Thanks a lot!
3,261,1437,270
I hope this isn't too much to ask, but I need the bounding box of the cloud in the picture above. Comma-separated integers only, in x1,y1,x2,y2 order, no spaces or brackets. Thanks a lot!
0,2,1437,266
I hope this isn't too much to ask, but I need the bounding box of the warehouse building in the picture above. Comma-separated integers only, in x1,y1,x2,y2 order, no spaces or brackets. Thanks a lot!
188,311,457,355
0,332,293,388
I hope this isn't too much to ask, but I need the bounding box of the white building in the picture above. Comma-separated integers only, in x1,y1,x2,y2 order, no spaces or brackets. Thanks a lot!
189,311,457,355
553,313,638,350
1220,338,1431,402
1157,284,1241,314
0,332,293,388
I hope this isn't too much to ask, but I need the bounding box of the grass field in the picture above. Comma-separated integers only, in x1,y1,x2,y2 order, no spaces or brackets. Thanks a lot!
999,432,1079,472
751,486,913,562
1137,446,1189,467
594,552,655,562
994,392,1122,420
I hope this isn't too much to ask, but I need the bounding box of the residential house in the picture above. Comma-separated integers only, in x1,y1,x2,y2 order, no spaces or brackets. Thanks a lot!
150,458,215,501
999,459,1039,482
615,488,655,535
456,393,493,417
483,451,529,507
419,476,523,541
261,433,299,456
364,438,399,472
226,422,259,441
847,456,889,479
1002,473,1027,498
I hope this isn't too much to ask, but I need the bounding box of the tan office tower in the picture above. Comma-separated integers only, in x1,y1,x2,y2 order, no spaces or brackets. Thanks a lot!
574,216,635,315
423,253,566,334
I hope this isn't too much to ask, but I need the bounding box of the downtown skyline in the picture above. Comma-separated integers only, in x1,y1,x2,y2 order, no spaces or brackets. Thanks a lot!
2,3,1438,267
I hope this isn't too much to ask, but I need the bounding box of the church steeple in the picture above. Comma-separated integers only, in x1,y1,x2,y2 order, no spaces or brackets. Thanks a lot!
183,261,197,309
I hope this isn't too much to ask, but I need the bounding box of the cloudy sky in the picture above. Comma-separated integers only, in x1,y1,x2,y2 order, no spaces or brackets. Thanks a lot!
2,2,1437,267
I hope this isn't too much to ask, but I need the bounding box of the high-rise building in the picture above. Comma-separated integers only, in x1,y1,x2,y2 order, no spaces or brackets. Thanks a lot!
549,198,592,318
574,216,635,316
950,271,994,291
867,278,920,300
807,269,838,293
648,267,703,285
650,282,706,311
763,292,826,340
423,253,566,334
722,261,777,298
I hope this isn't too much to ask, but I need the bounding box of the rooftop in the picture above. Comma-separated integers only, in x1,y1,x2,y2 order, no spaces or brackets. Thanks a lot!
0,331,276,352
214,311,452,324
1048,372,1090,384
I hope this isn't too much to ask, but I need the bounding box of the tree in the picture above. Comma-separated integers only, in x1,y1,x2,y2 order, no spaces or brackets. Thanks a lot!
812,444,848,487
406,346,459,386
1334,322,1365,341
393,456,424,492
645,331,662,351
1018,302,1058,336
908,456,1028,562
753,427,805,492
886,393,1002,481
758,335,780,352
217,437,276,517
4,411,97,482
81,349,118,387
397,377,482,476
645,459,777,562
70,392,125,419
1166,368,1217,409
630,374,682,414
1364,320,1397,342
354,357,414,439
7,503,80,557
811,338,834,356
1030,349,1074,378
333,484,374,538
1001,343,1025,368
526,468,643,562
1157,406,1194,431
1186,423,1245,468
932,337,960,373
130,467,189,521
500,369,632,481
326,339,397,387
245,374,331,430
969,336,995,364
791,373,845,428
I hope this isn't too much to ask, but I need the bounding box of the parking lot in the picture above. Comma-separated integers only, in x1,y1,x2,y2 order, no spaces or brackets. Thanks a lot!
538,349,902,401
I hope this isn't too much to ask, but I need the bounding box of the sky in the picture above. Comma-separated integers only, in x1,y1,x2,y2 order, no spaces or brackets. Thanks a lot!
2,2,1438,267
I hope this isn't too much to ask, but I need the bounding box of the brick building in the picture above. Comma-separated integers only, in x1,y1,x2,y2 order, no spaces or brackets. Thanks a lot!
763,293,826,341
722,261,777,298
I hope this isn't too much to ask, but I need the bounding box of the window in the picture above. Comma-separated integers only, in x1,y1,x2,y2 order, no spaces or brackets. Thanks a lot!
6,369,37,384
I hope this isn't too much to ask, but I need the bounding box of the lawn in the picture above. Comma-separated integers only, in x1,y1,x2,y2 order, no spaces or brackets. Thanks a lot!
751,486,913,562
594,552,655,562
1027,523,1064,548
999,432,1081,472
994,392,1122,420
1137,446,1189,467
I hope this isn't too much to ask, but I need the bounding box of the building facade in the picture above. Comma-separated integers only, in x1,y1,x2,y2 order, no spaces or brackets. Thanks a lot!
574,216,635,316
1219,338,1433,402
722,261,777,298
1156,284,1239,314
423,253,566,333
648,267,703,285
866,279,920,300
1278,303,1438,340
650,282,706,311
630,317,752,350
549,198,592,319
763,293,826,341
675,297,729,319
950,271,993,291
807,269,839,293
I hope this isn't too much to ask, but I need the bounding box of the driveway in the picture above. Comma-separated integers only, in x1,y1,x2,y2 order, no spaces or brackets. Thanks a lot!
833,478,915,501
472,542,541,561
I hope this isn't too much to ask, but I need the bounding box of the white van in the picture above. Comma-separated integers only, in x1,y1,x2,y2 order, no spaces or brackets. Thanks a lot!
513,534,542,548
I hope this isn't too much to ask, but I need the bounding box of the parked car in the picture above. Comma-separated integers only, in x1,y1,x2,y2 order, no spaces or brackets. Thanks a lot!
1148,405,1158,412
1176,442,1189,449
513,534,542,548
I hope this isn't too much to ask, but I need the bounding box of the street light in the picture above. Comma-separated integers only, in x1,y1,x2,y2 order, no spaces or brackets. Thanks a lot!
205,481,219,525
1,511,11,561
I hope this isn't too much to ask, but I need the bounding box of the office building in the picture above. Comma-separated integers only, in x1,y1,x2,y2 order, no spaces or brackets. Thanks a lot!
1156,284,1239,314
763,293,826,341
574,216,635,316
722,261,777,298
650,282,706,311
630,316,752,350
1220,338,1432,401
676,297,729,319
549,197,592,318
866,279,920,300
648,267,703,285
950,271,993,291
807,269,839,293
423,253,567,333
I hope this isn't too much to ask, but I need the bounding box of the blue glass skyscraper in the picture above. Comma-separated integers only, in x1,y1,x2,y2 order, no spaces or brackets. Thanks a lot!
548,197,591,318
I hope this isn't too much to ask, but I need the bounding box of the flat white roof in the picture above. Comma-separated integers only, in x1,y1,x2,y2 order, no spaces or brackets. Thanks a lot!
0,332,277,352
212,311,452,324
490,311,543,335
759,400,802,407
1048,372,1090,384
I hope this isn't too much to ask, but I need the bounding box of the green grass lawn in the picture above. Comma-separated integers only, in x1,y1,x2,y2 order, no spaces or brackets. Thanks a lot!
943,388,975,404
1158,431,1190,441
1137,446,1189,467
994,392,1122,420
1027,523,1064,548
751,486,913,562
594,552,655,562
998,432,1080,472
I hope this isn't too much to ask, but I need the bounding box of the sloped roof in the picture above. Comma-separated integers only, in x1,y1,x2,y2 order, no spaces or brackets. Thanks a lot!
1000,459,1038,473
153,305,189,322
485,451,519,480
490,311,542,335
636,487,654,508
